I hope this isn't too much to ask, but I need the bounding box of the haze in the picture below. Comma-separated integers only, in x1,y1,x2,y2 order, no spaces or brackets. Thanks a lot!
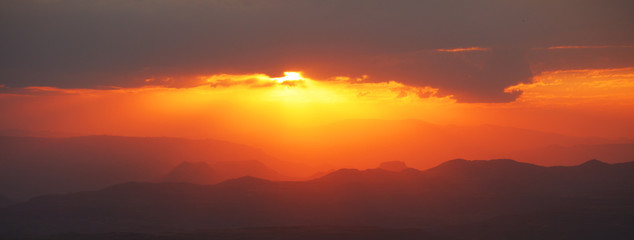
1,1,633,239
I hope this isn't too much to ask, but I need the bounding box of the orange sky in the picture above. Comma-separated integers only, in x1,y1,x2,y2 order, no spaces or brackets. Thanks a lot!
2,65,634,172
1,67,633,141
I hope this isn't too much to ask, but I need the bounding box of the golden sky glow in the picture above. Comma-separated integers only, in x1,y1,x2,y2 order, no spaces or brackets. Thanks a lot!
1,67,634,171
272,72,304,83
0,72,456,142
197,71,452,105
1,0,633,190
1,68,633,142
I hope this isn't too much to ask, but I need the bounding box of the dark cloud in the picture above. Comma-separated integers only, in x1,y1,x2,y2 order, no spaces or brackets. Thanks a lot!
1,0,633,102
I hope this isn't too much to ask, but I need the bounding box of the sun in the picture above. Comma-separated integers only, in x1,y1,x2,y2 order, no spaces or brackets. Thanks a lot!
272,72,304,83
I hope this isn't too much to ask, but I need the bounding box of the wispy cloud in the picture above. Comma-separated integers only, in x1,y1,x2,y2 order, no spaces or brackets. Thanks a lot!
435,47,490,53
534,45,634,50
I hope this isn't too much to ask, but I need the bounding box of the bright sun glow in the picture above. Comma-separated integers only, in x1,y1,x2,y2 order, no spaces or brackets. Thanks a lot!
272,72,304,83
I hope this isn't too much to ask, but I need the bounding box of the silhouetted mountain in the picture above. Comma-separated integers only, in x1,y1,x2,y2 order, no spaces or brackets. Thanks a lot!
162,160,289,185
266,119,617,170
508,143,634,166
0,135,278,200
212,160,289,181
2,159,632,239
378,161,408,172
303,169,335,180
579,159,611,168
3,124,629,202
162,162,216,184
424,159,546,182
7,226,450,240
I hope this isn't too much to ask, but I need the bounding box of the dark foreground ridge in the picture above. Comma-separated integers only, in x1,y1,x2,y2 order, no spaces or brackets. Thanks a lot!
4,226,449,240
1,159,633,240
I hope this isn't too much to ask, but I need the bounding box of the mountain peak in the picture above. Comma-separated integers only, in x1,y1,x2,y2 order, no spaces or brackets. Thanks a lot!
378,161,408,172
162,161,215,184
579,159,610,167
427,159,542,175
430,158,470,169
314,168,362,181
436,159,524,167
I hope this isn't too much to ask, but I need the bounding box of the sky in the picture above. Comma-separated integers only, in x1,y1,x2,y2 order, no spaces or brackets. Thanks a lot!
1,0,633,144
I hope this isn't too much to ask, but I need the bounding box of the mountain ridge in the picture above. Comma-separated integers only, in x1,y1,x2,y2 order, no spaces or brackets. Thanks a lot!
0,135,279,200
2,158,632,237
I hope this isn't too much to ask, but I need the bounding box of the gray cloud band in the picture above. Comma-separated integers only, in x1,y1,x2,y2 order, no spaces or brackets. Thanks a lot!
1,0,633,102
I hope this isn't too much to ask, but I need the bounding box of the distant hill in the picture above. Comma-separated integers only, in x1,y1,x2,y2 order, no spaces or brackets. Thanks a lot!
6,226,449,240
0,135,277,200
378,161,409,172
507,143,634,166
162,162,217,184
262,119,622,170
3,123,630,202
162,160,289,185
2,159,632,238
